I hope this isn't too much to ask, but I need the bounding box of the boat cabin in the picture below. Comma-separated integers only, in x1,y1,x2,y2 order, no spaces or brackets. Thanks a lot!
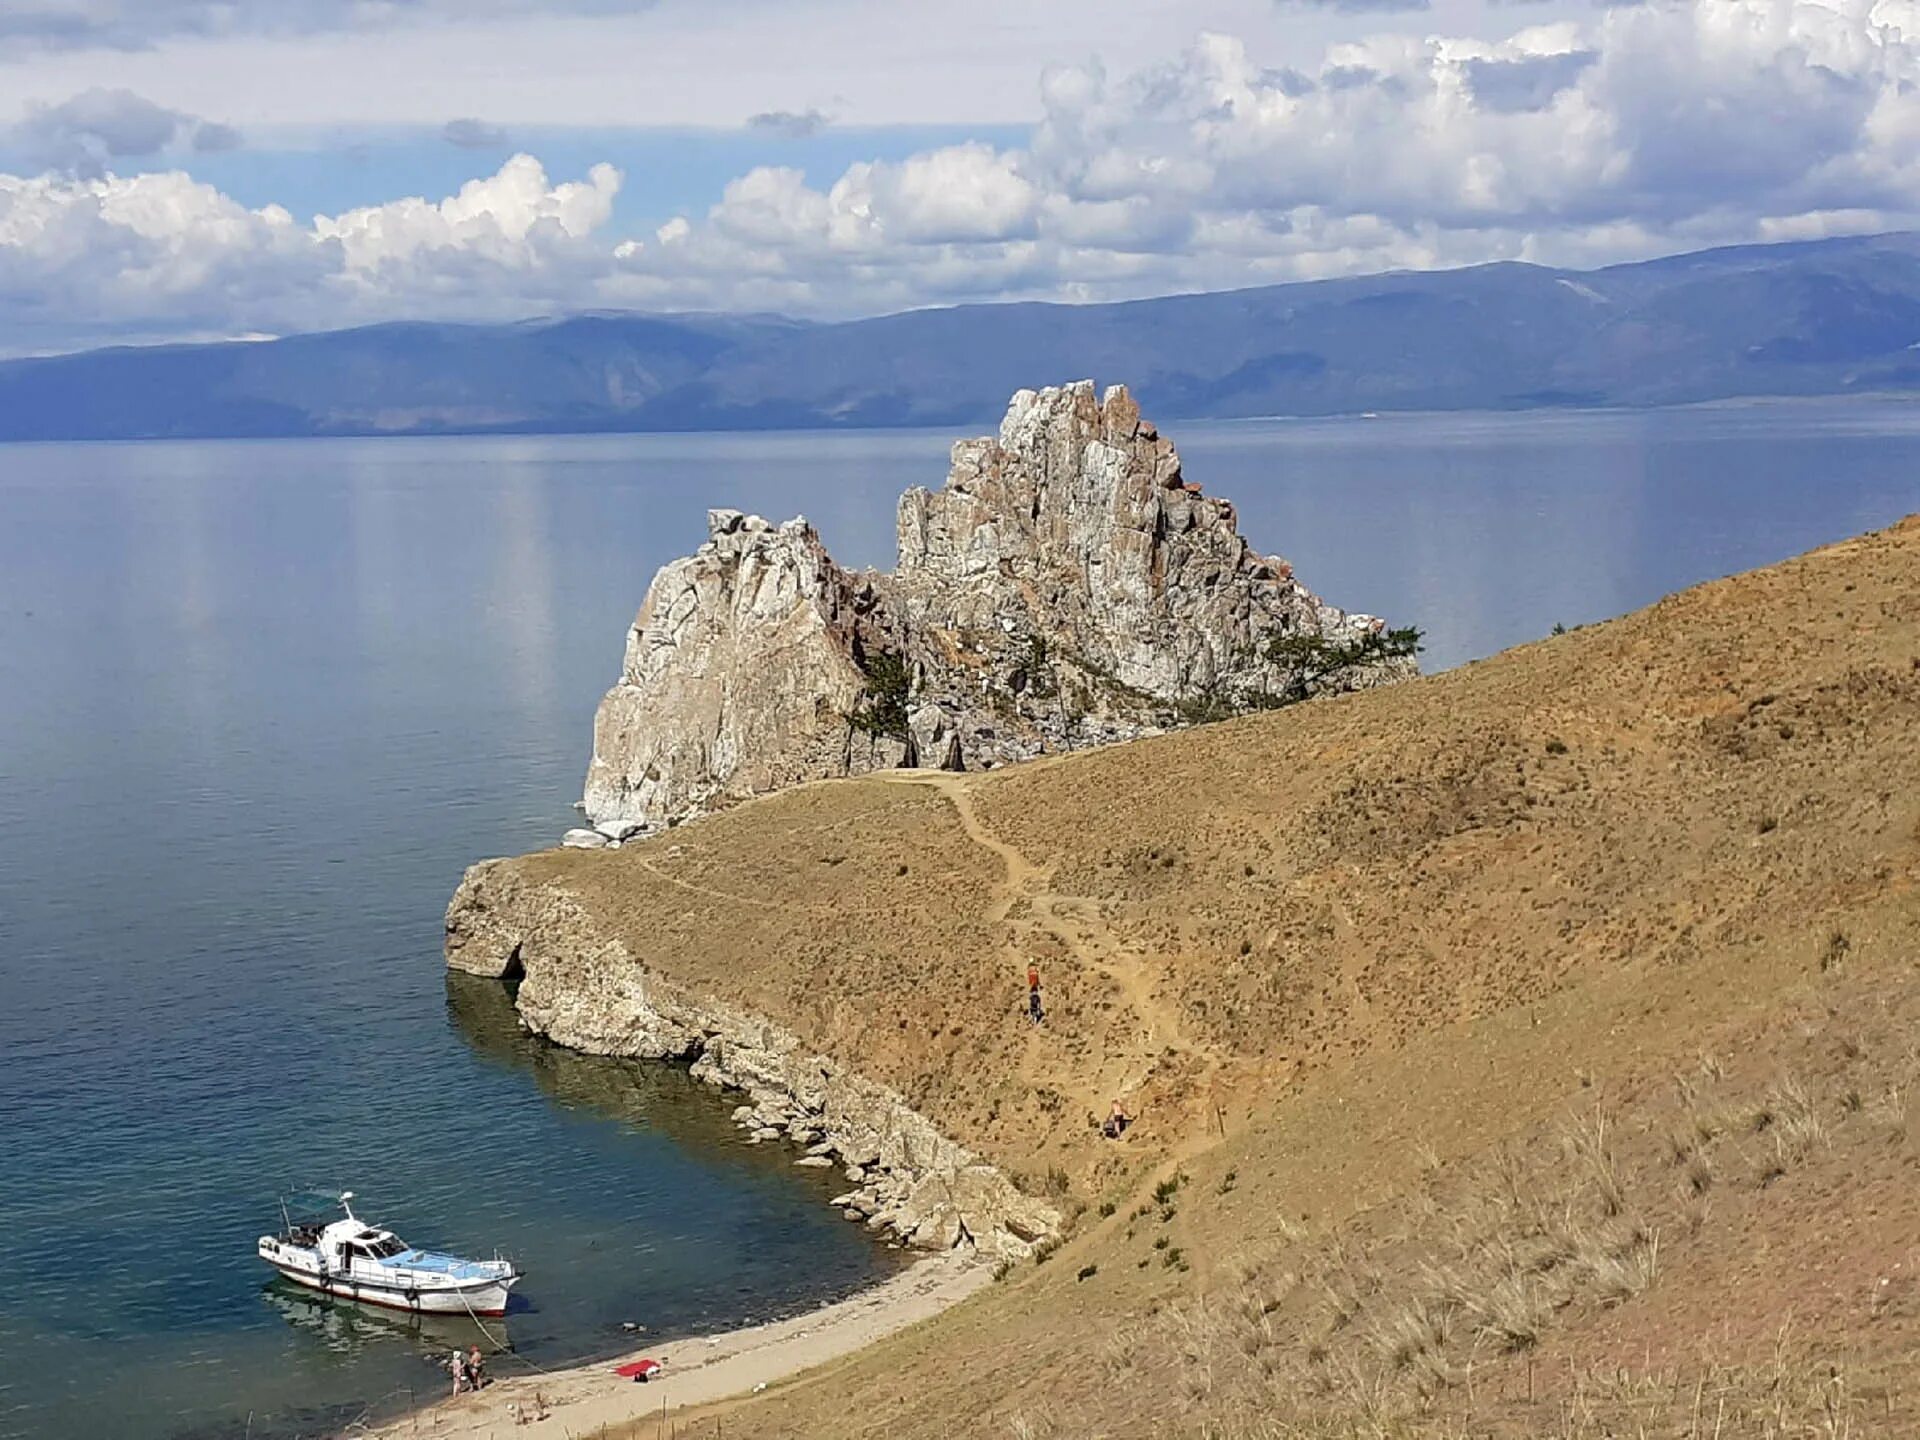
327,1223,409,1272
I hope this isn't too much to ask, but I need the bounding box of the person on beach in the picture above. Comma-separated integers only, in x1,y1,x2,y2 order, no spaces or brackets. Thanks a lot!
467,1345,487,1390
1027,963,1043,1025
448,1347,468,1397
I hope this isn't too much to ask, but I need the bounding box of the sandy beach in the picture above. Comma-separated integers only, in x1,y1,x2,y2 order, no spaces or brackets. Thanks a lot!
355,1257,987,1439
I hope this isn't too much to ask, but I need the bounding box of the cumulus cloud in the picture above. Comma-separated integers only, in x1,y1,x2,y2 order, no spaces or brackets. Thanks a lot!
0,155,620,350
745,108,833,138
13,88,242,177
442,117,511,149
8,0,1920,347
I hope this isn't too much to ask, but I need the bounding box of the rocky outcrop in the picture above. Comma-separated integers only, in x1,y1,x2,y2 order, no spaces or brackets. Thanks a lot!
583,380,1413,829
446,860,1059,1260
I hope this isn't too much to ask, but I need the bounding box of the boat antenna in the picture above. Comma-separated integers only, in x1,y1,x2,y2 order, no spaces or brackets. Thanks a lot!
340,1190,356,1221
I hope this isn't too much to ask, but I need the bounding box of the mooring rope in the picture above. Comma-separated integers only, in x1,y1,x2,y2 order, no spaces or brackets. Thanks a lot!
454,1279,510,1352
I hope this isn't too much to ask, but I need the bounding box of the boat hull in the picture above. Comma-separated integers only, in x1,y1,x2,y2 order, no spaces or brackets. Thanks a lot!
263,1256,514,1316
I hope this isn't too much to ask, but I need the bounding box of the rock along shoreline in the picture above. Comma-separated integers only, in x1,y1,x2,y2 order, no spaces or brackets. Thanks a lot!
446,856,1061,1260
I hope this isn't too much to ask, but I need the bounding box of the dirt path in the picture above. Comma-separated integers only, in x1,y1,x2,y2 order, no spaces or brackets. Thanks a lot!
877,770,1237,1126
624,848,782,910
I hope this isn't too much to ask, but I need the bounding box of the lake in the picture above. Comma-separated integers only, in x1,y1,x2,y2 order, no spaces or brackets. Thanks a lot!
1,401,1916,1438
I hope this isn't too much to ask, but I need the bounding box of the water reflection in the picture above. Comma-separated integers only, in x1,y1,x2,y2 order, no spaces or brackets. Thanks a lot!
260,1279,506,1358
444,973,867,1202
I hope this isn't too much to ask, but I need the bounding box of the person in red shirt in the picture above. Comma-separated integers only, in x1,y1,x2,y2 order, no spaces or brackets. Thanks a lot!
1027,963,1043,1025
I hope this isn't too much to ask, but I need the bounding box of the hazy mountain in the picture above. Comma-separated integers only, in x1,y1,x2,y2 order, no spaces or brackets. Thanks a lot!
8,232,1920,441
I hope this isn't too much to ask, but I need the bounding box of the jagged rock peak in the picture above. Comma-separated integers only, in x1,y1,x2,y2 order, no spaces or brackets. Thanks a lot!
581,381,1414,830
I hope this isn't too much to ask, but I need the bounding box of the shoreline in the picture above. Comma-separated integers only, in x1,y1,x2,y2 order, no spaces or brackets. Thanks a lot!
355,1255,989,1438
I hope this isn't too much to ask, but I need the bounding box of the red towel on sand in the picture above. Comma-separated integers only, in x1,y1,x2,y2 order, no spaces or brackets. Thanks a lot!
615,1358,663,1381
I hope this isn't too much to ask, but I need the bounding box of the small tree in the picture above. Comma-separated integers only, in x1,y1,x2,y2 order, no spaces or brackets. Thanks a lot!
847,651,913,739
1266,624,1422,703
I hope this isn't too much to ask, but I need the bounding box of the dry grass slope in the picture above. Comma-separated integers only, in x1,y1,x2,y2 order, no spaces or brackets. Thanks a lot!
509,516,1920,1438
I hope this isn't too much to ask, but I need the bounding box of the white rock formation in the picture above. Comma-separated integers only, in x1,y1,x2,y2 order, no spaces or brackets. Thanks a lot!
583,381,1412,828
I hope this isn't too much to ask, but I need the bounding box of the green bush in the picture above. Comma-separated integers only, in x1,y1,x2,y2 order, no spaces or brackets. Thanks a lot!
847,651,912,739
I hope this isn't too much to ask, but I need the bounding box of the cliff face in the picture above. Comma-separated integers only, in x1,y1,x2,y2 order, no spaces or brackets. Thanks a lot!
582,512,892,830
446,851,1060,1260
582,380,1411,830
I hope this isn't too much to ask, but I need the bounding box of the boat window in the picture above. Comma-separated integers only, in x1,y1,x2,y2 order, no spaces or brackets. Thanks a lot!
372,1237,406,1258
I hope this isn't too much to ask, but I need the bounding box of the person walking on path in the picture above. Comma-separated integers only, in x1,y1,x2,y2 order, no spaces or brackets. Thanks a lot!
1027,963,1044,1025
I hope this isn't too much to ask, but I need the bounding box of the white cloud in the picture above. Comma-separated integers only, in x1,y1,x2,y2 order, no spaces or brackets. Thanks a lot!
605,0,1920,303
0,155,620,350
7,0,1920,350
312,153,619,269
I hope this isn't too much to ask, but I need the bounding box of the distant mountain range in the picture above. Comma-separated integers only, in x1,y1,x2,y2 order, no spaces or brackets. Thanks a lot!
9,232,1920,441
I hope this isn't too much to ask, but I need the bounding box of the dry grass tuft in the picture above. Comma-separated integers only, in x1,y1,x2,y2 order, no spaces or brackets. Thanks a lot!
1565,1107,1627,1218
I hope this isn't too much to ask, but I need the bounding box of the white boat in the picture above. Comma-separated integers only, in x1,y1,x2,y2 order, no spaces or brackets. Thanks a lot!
258,1192,521,1317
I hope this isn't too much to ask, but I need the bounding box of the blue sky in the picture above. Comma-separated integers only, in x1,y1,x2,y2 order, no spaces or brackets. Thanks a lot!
1,0,1917,355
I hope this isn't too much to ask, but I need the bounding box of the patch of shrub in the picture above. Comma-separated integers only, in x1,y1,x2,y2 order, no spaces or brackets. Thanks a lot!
1266,624,1424,704
846,650,912,739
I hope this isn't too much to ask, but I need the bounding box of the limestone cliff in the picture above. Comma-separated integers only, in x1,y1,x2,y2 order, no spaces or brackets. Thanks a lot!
583,380,1412,830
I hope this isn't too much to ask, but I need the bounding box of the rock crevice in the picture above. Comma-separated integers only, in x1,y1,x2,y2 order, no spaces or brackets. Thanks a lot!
583,380,1412,830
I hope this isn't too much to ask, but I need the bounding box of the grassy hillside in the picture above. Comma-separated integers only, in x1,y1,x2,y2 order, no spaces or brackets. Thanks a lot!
504,515,1920,1437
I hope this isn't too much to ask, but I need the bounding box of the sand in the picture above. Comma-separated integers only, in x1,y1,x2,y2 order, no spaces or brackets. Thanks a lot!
356,1257,988,1439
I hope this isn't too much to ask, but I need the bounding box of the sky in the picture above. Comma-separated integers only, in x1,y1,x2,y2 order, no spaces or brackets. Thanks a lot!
1,0,1918,354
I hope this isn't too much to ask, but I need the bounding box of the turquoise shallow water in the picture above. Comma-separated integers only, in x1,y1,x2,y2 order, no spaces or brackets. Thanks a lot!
0,406,1917,1438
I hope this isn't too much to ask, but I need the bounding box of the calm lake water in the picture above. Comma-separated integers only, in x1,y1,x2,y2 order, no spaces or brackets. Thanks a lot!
1,401,1917,1439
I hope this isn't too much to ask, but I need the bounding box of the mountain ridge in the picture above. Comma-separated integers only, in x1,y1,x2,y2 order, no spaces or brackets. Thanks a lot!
10,231,1920,440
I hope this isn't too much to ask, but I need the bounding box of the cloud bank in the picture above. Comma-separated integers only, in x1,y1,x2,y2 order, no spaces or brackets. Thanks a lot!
0,0,658,53
5,0,1920,350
